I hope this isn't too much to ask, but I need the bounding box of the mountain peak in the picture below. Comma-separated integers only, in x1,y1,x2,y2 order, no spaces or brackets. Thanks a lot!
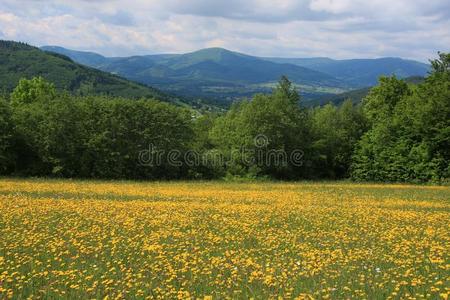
182,47,246,60
189,47,234,54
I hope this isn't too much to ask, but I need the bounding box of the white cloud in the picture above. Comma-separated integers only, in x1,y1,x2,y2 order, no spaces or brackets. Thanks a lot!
0,0,448,61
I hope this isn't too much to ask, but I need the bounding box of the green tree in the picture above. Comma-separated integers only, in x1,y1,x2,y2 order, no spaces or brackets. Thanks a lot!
362,76,411,124
393,52,450,181
78,98,194,179
352,53,450,182
311,100,367,178
9,78,195,179
11,76,56,106
211,77,311,179
0,98,15,173
351,77,412,181
11,92,83,176
274,76,300,105
187,113,223,179
429,52,450,74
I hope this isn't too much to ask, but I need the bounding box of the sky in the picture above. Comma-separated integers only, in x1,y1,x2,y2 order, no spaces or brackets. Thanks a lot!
0,0,449,62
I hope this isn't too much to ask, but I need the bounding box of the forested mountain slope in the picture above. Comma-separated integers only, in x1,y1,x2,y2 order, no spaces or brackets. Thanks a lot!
0,41,175,102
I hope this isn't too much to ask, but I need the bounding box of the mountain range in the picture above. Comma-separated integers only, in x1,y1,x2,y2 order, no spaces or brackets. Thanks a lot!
41,45,430,104
262,57,429,87
0,40,430,107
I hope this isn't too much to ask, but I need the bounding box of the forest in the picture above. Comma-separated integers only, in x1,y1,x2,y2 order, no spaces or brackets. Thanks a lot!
0,53,448,183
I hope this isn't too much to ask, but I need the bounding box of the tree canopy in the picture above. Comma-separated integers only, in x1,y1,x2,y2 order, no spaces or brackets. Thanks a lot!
1,52,448,182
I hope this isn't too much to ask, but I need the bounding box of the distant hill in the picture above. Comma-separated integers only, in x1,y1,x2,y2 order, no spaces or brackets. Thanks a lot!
263,57,430,87
0,41,176,102
41,45,431,104
41,45,109,66
42,46,339,84
41,46,348,103
149,48,339,84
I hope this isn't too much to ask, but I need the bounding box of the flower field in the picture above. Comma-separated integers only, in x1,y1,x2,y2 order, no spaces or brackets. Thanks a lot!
0,179,449,299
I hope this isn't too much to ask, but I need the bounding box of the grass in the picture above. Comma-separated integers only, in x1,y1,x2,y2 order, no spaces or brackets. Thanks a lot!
0,178,448,299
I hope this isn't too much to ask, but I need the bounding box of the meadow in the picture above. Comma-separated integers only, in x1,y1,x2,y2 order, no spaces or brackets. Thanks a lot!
0,178,449,299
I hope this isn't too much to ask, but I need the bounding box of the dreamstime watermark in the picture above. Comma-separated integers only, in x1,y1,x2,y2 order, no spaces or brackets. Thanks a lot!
138,134,304,168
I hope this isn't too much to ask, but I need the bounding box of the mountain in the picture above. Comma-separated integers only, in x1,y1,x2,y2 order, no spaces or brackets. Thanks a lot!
41,45,109,66
42,46,338,85
41,46,348,103
0,41,176,102
41,45,430,104
263,57,430,87
164,48,340,84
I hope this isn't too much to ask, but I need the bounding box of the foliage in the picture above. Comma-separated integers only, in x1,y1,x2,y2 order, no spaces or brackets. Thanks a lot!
0,97,15,172
11,77,57,106
311,100,367,178
210,77,311,179
75,98,194,179
0,40,175,101
351,53,450,182
8,79,194,179
1,52,448,182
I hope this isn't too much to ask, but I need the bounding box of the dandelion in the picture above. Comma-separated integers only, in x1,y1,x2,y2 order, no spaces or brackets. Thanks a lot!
0,179,448,299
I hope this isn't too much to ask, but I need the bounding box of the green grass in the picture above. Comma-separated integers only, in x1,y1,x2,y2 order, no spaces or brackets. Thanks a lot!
0,178,448,299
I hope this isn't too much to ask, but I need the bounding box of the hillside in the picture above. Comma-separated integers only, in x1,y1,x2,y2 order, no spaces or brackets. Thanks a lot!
152,48,339,84
41,46,109,66
306,76,426,107
41,45,431,104
41,46,348,103
264,57,430,87
306,87,372,107
42,47,339,85
0,41,176,102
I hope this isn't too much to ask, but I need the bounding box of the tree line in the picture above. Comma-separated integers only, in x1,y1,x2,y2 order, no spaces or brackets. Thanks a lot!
0,53,448,182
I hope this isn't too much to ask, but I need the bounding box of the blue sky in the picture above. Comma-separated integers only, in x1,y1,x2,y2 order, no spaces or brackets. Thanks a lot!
0,0,449,61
